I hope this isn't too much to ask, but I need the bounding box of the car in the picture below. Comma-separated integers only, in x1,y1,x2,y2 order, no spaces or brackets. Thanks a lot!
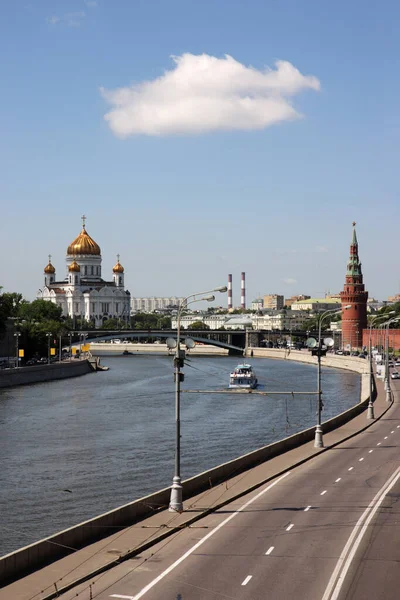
391,371,400,379
395,361,400,367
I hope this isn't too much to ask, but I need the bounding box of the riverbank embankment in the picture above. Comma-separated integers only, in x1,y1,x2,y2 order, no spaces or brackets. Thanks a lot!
87,342,228,356
0,360,92,389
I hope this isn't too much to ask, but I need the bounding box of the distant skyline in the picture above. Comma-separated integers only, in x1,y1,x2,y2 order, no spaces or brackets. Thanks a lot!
1,1,399,304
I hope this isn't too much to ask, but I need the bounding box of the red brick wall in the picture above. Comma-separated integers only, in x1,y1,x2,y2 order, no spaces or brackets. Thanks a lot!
362,329,400,351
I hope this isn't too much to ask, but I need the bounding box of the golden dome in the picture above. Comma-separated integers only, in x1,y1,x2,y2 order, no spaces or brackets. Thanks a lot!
67,226,101,256
44,262,55,274
113,261,124,273
68,260,81,273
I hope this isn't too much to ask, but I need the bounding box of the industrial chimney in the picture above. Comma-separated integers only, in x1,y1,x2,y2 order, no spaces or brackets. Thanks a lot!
241,272,246,309
228,274,233,310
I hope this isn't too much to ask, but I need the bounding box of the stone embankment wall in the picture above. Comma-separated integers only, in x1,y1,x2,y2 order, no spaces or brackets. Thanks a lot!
0,349,371,584
88,342,228,356
0,360,92,389
247,348,370,403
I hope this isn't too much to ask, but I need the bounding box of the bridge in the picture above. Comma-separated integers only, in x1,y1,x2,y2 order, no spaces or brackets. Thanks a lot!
82,328,323,355
84,329,245,354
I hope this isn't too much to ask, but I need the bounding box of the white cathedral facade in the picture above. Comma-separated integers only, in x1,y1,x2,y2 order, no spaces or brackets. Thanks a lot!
37,218,131,327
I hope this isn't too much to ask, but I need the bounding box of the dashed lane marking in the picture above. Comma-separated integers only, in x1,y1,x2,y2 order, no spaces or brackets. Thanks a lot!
321,490,327,496
369,450,373,453
335,478,341,483
304,506,312,512
377,442,381,446
242,576,252,586
359,458,364,462
286,523,294,531
265,546,274,555
127,472,291,600
348,467,354,471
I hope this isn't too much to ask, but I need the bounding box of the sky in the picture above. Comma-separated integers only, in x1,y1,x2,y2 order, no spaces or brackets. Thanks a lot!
1,0,399,306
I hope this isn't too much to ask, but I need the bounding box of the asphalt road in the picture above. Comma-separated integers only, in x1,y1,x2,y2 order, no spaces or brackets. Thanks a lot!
54,379,400,600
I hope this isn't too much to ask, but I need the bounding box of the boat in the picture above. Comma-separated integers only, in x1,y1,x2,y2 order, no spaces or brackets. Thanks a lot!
229,363,258,389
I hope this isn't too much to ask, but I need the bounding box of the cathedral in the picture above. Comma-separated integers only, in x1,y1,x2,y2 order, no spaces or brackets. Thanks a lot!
37,217,131,327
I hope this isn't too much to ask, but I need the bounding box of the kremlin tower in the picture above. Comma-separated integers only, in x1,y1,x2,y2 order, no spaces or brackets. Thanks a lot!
340,222,368,349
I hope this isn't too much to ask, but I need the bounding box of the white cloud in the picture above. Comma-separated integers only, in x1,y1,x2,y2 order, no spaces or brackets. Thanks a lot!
101,53,320,137
66,11,85,26
282,278,297,285
46,15,60,25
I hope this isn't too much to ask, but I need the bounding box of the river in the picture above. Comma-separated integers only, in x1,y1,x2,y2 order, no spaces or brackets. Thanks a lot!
0,355,360,556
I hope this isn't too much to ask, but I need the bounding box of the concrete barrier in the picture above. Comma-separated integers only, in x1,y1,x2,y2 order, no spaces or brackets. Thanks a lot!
0,360,92,389
89,343,228,356
0,349,372,584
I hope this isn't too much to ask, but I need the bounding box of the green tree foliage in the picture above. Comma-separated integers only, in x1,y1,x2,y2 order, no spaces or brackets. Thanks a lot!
18,299,63,322
187,321,210,330
0,290,24,333
102,318,120,329
130,313,171,330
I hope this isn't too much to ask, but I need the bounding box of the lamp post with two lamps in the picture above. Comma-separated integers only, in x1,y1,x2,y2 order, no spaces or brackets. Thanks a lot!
306,305,352,448
167,285,227,513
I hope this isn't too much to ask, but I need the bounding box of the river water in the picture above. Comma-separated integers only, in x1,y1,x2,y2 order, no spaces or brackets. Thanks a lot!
0,355,360,556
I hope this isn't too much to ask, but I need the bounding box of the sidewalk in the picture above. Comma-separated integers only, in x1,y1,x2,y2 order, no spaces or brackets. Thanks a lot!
0,377,393,600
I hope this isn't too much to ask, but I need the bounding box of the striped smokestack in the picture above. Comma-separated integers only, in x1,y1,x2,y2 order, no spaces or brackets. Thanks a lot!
241,272,246,309
228,274,233,310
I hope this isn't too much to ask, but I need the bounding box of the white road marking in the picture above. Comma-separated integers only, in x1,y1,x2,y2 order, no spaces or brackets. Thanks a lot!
321,490,327,495
335,478,341,483
128,471,291,600
348,467,354,471
384,436,388,440
286,523,294,531
397,425,400,428
391,431,395,434
265,546,274,555
110,596,135,599
242,575,252,586
359,458,364,462
377,442,381,446
304,505,312,511
322,466,400,600
369,450,373,453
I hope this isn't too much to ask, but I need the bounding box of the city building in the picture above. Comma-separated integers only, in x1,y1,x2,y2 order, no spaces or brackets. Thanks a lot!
285,294,311,307
251,298,264,311
388,294,400,303
37,218,131,327
263,294,284,310
291,298,341,312
131,297,185,313
253,310,310,331
340,223,368,349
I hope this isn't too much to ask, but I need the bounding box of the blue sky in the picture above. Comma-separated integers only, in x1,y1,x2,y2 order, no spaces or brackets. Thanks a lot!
1,0,399,305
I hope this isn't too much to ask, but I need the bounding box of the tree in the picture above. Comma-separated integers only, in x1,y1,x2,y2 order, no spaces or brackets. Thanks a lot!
102,318,120,329
187,321,210,330
18,299,63,322
0,290,24,333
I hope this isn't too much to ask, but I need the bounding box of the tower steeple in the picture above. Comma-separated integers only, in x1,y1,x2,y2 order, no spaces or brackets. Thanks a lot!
340,223,368,349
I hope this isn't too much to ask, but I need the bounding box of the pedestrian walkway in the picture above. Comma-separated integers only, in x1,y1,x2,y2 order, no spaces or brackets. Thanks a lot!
0,377,393,600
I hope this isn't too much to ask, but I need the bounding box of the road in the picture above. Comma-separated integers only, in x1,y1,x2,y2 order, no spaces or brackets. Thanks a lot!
52,378,400,600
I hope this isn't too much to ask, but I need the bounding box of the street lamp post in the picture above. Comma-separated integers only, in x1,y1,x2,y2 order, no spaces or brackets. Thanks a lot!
46,333,51,364
68,332,73,361
169,285,227,513
14,332,22,368
312,305,351,448
382,316,400,403
368,312,395,418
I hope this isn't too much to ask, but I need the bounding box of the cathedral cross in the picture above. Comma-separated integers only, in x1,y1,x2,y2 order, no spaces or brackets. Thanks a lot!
82,214,86,228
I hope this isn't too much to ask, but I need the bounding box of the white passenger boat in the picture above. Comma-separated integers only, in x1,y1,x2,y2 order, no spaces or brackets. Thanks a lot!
229,363,258,389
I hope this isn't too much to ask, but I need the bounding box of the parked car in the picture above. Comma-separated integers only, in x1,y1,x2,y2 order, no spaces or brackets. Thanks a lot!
391,371,400,380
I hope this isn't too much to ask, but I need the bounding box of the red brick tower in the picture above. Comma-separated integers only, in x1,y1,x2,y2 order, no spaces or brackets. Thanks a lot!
340,222,368,349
